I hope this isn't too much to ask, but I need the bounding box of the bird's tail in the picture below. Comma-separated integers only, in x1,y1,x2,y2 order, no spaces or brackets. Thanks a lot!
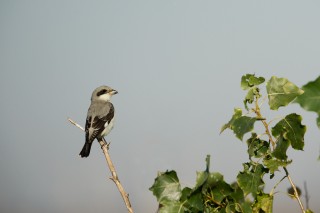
79,142,92,158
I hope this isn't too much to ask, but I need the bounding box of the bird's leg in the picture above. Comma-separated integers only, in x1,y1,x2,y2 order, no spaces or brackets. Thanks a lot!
100,138,110,150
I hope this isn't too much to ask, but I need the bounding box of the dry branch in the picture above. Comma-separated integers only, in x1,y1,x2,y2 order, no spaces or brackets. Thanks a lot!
68,118,133,213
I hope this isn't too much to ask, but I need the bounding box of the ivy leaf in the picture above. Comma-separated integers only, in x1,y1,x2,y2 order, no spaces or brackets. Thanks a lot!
246,133,269,159
272,113,306,151
237,163,268,198
221,108,257,140
149,170,181,204
263,155,292,174
241,74,265,90
266,76,304,110
295,76,320,128
252,192,273,213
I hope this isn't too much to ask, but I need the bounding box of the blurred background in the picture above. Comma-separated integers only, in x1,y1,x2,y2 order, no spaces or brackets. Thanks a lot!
1,1,319,212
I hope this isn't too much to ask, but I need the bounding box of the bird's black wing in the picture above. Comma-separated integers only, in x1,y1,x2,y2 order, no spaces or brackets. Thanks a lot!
85,103,115,143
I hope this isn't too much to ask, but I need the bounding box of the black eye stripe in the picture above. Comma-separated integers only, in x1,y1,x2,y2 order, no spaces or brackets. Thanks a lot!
97,89,107,96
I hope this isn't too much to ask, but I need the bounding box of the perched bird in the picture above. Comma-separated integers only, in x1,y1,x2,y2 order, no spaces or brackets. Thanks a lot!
79,86,118,158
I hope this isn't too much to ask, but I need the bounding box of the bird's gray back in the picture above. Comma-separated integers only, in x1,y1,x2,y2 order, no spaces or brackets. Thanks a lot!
87,101,114,118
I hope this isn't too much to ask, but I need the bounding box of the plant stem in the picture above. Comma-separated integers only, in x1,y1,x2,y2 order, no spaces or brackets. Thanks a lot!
253,98,275,149
252,99,306,213
68,118,134,213
283,167,305,213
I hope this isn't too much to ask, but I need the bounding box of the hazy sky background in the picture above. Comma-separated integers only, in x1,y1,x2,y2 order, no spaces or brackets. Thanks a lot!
1,1,320,212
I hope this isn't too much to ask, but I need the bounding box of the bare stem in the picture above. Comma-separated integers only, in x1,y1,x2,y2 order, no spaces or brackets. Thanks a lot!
253,98,275,149
284,167,305,213
270,175,286,196
68,118,134,213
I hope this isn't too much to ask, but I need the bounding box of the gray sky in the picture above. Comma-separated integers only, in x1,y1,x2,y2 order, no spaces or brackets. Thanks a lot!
1,1,320,212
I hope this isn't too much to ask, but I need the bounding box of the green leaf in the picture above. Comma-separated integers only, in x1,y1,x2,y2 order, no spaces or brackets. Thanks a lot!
263,155,292,174
149,170,182,204
241,74,265,110
271,113,306,151
221,108,242,134
246,133,269,159
272,135,290,160
237,201,253,213
241,74,265,90
221,108,257,140
237,163,268,198
193,171,209,192
188,190,204,211
232,116,257,141
230,182,245,202
210,181,233,204
295,76,320,128
158,201,186,213
202,172,224,195
295,76,320,113
180,187,192,202
252,192,273,213
243,87,261,110
266,76,304,110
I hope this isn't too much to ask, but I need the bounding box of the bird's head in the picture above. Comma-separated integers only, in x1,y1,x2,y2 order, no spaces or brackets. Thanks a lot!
91,86,118,102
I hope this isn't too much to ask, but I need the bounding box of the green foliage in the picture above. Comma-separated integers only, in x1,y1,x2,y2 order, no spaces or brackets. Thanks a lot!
149,171,182,204
220,108,257,141
237,163,267,198
246,133,269,159
241,74,265,110
252,192,273,213
295,76,320,128
150,156,255,213
151,74,319,212
266,76,304,110
263,155,291,174
271,113,306,151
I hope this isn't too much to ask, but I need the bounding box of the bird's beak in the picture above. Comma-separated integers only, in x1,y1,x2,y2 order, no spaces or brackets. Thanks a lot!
110,90,118,95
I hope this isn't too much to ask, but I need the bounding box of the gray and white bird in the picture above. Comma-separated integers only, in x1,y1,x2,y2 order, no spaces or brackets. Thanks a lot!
79,86,118,158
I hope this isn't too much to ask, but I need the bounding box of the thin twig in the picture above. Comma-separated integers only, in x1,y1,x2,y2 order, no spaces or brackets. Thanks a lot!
270,175,286,196
284,167,305,213
68,118,85,131
68,118,134,213
253,98,275,149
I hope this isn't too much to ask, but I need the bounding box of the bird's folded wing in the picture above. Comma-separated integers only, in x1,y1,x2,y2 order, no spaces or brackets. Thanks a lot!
85,104,114,143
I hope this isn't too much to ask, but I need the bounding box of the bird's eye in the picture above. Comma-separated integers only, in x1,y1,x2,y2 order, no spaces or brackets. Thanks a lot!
97,89,107,96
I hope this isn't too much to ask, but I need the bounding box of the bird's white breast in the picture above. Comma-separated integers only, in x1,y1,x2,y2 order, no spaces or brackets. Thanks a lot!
101,117,115,137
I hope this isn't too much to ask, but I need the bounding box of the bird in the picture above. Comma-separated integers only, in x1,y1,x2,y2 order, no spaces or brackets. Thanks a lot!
79,85,118,158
